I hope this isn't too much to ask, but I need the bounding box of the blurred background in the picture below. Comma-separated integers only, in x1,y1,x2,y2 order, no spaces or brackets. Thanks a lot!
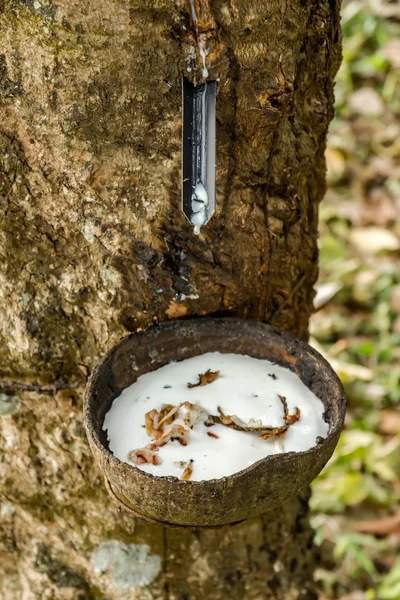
310,0,400,598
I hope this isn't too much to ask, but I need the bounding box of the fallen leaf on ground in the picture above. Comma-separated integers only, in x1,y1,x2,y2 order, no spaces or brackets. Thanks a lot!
390,286,400,313
338,593,367,600
326,146,346,180
393,315,400,334
314,282,342,310
349,227,399,255
382,40,400,68
361,188,397,227
349,88,385,117
354,511,400,536
378,410,400,435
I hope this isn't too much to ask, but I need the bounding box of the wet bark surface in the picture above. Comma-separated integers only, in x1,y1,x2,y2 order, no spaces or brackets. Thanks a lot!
0,0,341,598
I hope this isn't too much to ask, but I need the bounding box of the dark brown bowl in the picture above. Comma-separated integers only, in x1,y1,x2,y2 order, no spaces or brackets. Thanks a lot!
84,318,346,527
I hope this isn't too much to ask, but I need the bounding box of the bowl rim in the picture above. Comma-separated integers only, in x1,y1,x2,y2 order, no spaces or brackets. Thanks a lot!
84,317,346,486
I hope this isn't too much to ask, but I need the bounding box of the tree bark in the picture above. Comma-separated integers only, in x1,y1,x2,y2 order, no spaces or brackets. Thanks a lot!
0,1,341,598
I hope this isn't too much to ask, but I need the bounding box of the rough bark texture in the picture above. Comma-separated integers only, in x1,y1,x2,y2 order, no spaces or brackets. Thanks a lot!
0,0,341,598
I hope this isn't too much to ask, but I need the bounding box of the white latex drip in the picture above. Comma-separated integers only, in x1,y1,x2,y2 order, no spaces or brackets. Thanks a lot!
191,183,208,235
192,182,208,204
189,0,208,79
199,42,209,78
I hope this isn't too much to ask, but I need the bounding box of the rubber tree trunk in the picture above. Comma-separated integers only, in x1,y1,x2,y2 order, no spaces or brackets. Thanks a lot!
0,1,341,598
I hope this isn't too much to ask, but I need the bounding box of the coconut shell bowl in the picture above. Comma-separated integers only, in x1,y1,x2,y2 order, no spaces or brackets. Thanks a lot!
84,318,346,528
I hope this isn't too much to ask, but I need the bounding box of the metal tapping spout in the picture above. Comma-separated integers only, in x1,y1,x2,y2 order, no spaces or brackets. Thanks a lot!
182,77,216,235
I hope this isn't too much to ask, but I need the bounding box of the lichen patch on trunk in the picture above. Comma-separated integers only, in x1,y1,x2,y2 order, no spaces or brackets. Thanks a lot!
92,541,161,589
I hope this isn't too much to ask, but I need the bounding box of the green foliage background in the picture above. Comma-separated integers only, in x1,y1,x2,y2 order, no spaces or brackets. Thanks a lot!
310,1,400,598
